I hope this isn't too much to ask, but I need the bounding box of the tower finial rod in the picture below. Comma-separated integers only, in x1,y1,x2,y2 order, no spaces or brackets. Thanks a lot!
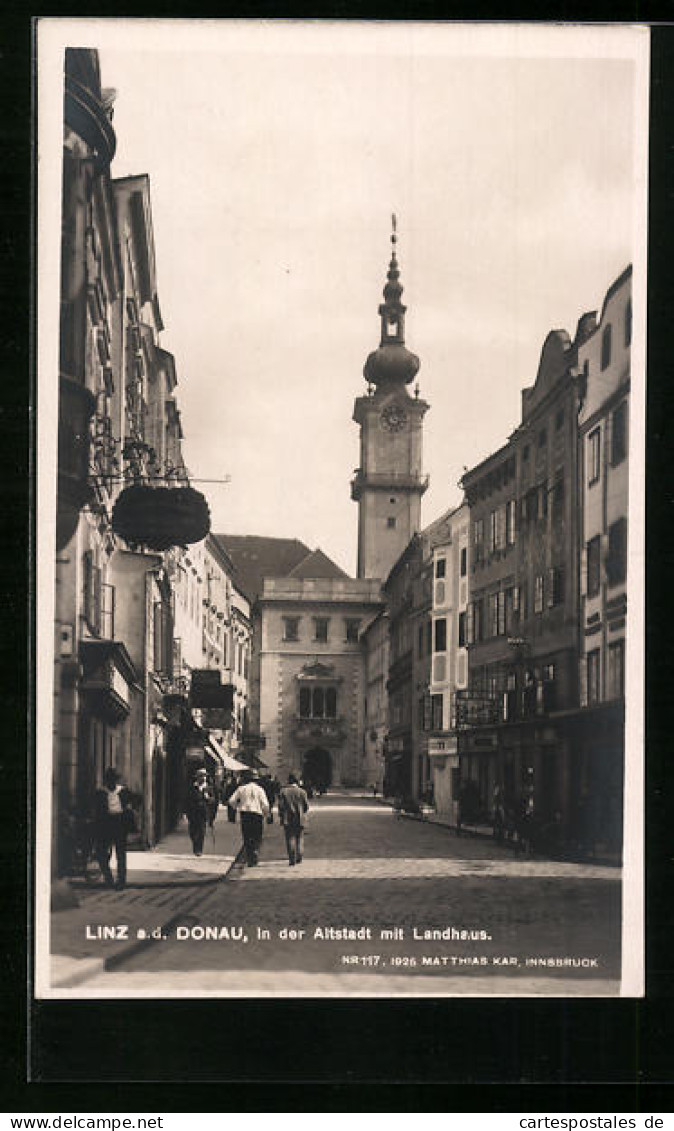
391,212,397,252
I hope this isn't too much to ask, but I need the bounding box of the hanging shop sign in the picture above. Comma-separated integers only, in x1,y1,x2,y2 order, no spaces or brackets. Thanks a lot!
190,670,234,710
112,484,210,551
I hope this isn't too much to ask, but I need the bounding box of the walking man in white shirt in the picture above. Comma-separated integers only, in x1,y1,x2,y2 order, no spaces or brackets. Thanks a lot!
93,767,135,889
228,769,271,866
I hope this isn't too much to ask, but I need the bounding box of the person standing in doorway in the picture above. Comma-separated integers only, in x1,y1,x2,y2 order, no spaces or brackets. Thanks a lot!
278,773,309,866
93,767,135,890
228,770,270,866
185,768,216,857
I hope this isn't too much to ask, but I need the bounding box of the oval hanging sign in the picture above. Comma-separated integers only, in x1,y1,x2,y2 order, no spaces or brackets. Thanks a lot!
112,484,211,551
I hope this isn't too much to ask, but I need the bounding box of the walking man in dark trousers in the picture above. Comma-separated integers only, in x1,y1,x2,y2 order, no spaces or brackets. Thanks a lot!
185,767,216,856
228,770,271,866
93,767,134,890
278,773,309,866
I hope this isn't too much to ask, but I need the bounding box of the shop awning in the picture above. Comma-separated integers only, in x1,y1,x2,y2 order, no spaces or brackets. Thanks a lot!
207,736,247,773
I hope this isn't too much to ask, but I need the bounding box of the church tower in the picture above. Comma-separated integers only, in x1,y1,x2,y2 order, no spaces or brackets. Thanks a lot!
351,218,429,580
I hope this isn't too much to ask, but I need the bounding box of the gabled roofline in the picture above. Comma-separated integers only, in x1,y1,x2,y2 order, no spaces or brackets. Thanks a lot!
460,439,512,489
598,265,633,326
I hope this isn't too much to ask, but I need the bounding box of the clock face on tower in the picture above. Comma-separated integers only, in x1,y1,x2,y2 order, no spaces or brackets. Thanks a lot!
380,402,408,433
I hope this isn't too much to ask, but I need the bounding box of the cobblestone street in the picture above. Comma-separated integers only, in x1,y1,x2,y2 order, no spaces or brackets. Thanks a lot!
49,794,621,996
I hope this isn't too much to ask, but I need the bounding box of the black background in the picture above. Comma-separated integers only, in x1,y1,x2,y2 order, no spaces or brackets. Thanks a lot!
2,4,673,1112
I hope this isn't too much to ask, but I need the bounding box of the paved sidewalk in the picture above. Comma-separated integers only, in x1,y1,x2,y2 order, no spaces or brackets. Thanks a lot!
49,807,245,986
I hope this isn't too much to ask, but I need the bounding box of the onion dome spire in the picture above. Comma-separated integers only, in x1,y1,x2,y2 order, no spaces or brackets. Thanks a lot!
363,215,420,387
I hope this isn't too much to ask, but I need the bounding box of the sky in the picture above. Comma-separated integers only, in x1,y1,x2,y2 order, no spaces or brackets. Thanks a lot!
70,22,644,575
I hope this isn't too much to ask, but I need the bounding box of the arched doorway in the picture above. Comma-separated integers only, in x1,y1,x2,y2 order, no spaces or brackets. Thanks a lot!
303,747,332,793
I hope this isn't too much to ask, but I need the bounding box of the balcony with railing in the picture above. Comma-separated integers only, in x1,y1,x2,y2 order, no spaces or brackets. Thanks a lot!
350,468,429,501
291,715,347,746
455,679,559,729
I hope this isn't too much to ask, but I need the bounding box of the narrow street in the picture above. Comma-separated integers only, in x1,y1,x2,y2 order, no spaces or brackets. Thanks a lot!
50,793,621,996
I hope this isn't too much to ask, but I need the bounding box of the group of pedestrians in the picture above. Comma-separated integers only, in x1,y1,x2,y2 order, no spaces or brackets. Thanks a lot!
89,762,312,889
224,769,309,868
184,767,310,869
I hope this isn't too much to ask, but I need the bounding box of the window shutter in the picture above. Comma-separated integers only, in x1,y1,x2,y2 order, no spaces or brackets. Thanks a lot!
163,601,173,677
601,533,609,586
607,518,628,585
101,582,115,638
498,590,506,636
423,693,432,731
467,602,474,645
153,602,162,670
547,568,555,608
579,654,588,707
83,551,92,627
506,499,516,545
512,585,520,614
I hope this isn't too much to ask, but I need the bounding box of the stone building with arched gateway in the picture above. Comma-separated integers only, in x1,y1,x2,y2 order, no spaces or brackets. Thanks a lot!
213,535,383,787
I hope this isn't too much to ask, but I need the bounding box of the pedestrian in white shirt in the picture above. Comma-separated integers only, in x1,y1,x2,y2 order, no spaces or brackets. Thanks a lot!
93,767,135,889
228,770,271,866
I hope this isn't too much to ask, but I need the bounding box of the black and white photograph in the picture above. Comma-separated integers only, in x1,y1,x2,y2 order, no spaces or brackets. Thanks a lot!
36,19,648,999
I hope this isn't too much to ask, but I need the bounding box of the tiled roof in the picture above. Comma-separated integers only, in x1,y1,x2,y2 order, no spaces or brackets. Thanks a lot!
287,548,348,581
212,535,348,601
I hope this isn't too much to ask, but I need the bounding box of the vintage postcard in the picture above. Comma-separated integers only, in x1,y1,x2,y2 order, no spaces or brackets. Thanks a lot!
35,19,648,998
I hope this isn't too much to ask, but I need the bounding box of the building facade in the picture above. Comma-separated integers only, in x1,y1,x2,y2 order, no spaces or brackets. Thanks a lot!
54,48,133,872
458,321,589,835
255,576,383,786
449,276,631,855
361,608,389,793
53,51,211,872
427,503,470,823
382,536,421,799
229,580,252,751
574,267,631,854
198,535,251,773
